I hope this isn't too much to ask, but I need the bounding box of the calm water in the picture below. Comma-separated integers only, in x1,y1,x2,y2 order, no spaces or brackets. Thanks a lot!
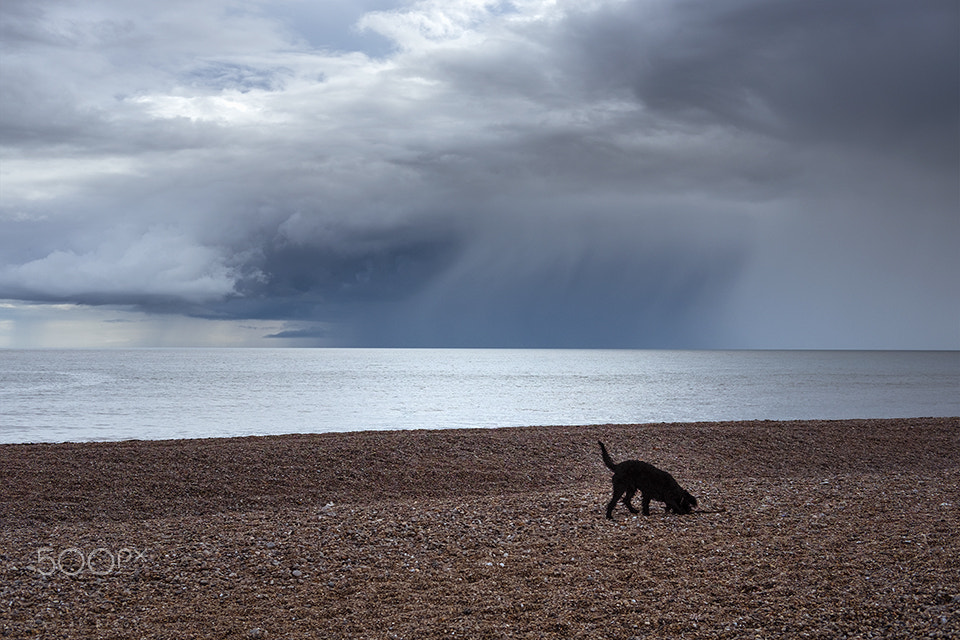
0,349,957,443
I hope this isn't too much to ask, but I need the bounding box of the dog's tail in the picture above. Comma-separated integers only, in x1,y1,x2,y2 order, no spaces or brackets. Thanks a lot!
598,441,617,471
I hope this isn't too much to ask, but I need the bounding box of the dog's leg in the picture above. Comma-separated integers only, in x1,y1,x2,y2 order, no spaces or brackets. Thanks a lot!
641,494,652,516
623,488,640,514
606,485,626,519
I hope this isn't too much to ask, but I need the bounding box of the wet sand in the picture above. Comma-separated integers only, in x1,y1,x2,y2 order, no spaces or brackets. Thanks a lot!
1,417,957,638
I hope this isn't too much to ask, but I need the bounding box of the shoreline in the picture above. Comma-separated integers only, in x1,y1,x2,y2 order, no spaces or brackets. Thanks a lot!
5,411,960,446
2,417,958,638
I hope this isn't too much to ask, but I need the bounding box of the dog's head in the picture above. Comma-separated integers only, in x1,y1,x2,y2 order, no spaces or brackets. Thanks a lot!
678,491,698,514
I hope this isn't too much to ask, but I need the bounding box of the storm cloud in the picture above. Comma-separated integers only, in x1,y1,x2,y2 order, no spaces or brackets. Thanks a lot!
1,0,957,348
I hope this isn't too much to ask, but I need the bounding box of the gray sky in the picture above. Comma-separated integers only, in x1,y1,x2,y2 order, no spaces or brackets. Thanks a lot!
1,0,957,348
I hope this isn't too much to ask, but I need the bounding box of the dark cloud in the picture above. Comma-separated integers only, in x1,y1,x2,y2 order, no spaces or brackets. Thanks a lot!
567,1,958,132
0,0,957,348
264,327,329,340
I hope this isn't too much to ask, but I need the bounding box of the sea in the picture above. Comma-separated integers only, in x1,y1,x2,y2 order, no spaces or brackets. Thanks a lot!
0,349,957,444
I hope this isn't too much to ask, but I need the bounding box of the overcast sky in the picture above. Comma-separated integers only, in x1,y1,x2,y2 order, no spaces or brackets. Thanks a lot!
1,0,957,348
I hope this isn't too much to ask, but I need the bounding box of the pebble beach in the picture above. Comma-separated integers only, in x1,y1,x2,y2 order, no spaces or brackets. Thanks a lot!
1,417,957,639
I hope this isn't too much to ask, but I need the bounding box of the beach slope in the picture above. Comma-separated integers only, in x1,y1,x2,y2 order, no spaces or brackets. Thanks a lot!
1,418,957,638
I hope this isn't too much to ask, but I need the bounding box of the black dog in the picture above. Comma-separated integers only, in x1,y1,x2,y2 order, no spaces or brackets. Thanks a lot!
599,441,698,519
